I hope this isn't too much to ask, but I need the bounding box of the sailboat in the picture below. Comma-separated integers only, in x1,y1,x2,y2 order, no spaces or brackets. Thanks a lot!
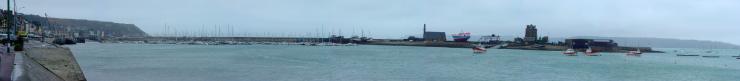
627,42,647,55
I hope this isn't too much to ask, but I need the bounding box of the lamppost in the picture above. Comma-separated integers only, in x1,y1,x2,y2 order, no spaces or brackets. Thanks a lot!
5,0,12,53
0,1,12,81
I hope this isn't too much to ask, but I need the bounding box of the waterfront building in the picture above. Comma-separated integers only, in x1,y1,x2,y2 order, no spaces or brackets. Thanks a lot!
565,39,619,52
422,24,446,42
480,34,501,44
524,24,538,45
424,32,446,42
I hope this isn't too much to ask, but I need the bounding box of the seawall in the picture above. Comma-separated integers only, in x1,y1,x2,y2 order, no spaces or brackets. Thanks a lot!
112,37,325,42
366,41,475,48
19,42,86,81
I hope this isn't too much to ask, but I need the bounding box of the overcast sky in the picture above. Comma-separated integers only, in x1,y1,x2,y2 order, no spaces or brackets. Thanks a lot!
8,0,740,45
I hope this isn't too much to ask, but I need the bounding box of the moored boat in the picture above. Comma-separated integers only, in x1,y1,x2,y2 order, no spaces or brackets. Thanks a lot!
585,48,600,56
452,32,471,42
472,44,486,53
627,49,642,55
563,48,576,56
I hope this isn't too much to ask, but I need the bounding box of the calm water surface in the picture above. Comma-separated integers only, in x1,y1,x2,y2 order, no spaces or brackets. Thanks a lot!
68,42,740,81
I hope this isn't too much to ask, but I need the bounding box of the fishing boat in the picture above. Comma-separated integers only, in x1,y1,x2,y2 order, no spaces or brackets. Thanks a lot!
452,32,471,42
472,45,486,53
627,49,642,55
584,48,600,56
563,48,576,56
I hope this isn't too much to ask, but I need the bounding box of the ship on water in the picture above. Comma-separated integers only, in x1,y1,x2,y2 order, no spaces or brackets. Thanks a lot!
452,32,471,42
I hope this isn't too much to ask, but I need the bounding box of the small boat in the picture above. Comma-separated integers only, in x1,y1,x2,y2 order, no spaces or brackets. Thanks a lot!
732,55,740,58
341,43,358,46
627,49,642,55
676,54,700,56
563,49,576,56
452,32,471,42
472,45,487,53
701,56,720,58
584,48,599,56
585,48,594,54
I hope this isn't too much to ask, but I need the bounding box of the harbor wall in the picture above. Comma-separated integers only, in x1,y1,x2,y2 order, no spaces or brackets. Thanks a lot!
366,41,475,48
22,46,86,81
113,37,325,42
21,53,65,81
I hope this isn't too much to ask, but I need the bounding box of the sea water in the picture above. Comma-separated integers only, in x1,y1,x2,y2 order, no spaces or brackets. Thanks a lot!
67,42,740,81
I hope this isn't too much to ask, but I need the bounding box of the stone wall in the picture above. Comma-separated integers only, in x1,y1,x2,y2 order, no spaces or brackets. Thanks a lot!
23,47,86,81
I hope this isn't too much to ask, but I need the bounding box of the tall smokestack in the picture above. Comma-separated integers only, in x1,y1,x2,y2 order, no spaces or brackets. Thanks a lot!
423,24,427,38
423,24,426,32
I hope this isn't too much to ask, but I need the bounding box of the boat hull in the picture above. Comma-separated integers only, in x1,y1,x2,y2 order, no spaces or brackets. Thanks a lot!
452,36,470,42
451,32,471,42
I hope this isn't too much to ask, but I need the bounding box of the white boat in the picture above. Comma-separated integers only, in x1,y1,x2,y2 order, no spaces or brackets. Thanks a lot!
472,44,486,53
342,43,358,46
627,49,642,55
585,48,599,56
563,48,576,56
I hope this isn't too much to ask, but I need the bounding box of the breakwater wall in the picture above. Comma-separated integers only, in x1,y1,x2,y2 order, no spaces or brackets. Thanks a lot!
111,37,326,42
366,41,475,48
